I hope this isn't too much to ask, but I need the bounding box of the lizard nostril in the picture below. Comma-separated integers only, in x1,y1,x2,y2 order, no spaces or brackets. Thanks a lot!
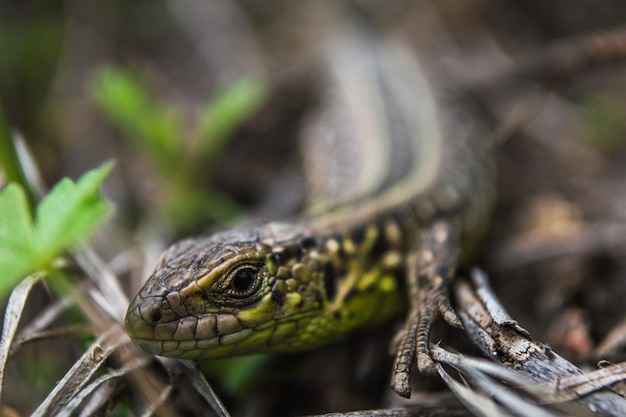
150,310,162,323
135,296,165,326
125,296,161,339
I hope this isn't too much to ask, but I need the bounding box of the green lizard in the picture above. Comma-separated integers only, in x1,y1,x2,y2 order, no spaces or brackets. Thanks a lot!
125,20,492,398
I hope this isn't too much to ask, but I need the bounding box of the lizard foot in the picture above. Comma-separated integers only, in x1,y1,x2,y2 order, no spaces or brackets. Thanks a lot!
391,221,462,397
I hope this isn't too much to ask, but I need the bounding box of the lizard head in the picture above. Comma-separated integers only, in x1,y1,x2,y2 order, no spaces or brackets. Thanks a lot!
125,223,333,359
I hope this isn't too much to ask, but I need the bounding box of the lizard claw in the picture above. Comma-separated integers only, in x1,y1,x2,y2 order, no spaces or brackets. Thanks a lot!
416,278,461,375
390,221,461,395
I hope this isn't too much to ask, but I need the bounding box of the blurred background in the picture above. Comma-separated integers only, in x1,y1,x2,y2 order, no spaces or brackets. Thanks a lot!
2,0,626,415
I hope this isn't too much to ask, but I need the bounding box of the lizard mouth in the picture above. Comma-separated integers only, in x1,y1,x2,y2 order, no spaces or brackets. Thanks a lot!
127,331,252,359
125,293,253,359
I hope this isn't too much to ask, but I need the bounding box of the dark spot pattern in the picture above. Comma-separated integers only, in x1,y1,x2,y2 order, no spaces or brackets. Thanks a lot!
350,226,367,245
299,236,318,250
323,262,337,302
370,225,389,260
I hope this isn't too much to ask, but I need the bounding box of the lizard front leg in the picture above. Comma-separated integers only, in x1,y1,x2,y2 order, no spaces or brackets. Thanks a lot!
391,220,462,397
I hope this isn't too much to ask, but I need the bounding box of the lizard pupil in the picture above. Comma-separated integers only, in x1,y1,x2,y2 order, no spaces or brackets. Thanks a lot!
232,269,256,293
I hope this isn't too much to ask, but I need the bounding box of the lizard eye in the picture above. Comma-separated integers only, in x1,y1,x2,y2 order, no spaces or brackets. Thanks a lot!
227,267,260,298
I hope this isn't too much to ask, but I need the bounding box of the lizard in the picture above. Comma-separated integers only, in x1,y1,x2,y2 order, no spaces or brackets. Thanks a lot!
125,18,493,398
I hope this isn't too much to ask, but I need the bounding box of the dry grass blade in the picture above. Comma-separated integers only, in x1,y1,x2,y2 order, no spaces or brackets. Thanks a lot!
0,273,42,402
177,360,231,417
137,382,175,417
435,362,526,417
11,324,94,354
433,347,613,405
434,345,626,405
550,362,626,402
59,354,151,415
309,405,472,417
31,328,123,417
73,245,129,321
10,296,71,351
453,269,626,416
596,321,626,356
435,357,562,417
432,348,541,395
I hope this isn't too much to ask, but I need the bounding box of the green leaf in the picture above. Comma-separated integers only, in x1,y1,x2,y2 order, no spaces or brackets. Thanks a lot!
197,78,268,155
0,184,34,247
89,67,182,168
0,185,36,294
0,162,114,298
35,162,114,254
91,68,147,124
